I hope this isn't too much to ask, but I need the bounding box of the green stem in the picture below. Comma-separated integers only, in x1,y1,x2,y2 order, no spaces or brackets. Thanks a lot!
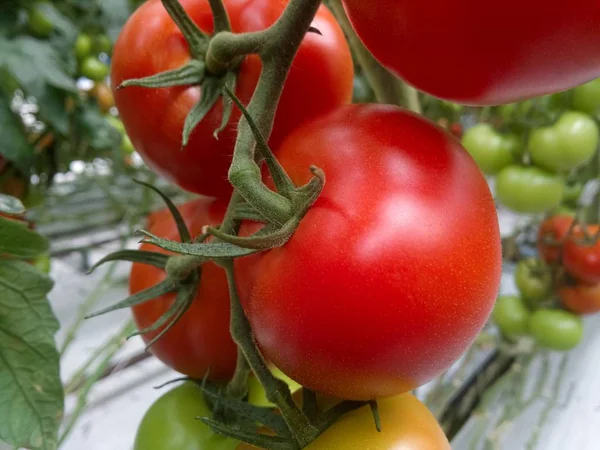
327,0,421,113
208,0,232,33
225,349,251,399
223,260,318,448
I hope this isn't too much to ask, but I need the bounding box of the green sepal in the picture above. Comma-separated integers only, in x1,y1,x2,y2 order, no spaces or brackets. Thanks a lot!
160,0,209,58
213,72,237,139
118,60,205,90
200,417,296,450
133,179,191,242
369,400,382,432
182,76,222,148
302,389,318,422
85,279,176,319
88,250,169,274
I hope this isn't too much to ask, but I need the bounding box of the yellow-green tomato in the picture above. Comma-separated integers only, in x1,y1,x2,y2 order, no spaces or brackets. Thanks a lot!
80,57,109,82
571,78,600,116
74,34,92,60
247,365,302,407
492,295,531,339
134,382,239,450
528,309,583,351
528,111,599,172
27,4,54,38
461,123,523,174
495,165,564,213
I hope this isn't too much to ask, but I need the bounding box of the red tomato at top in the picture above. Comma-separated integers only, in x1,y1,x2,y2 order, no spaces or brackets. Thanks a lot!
112,0,353,198
342,0,600,105
236,105,502,400
130,197,237,381
563,225,600,285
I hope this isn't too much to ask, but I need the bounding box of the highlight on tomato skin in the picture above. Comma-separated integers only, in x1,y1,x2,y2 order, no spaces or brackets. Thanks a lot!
341,0,600,105
111,0,354,199
236,104,502,401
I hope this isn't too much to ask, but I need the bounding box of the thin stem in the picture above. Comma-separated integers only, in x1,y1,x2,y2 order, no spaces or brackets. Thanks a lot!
223,260,318,447
225,349,251,399
327,0,421,113
208,0,232,33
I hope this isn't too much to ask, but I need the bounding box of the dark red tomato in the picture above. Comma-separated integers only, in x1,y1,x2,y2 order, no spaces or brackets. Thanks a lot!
537,214,574,264
130,197,237,381
112,0,353,198
342,0,600,105
563,225,600,284
560,282,600,315
236,105,502,400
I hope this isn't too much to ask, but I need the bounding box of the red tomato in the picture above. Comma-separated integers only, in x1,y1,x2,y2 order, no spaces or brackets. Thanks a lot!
537,214,574,264
236,105,502,400
129,197,237,381
112,0,353,198
342,0,600,105
560,282,600,315
563,225,600,284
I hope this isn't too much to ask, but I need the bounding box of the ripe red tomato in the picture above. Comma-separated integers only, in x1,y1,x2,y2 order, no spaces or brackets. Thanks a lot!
560,282,600,315
112,0,353,198
537,214,574,264
129,197,237,381
563,225,600,284
341,0,600,105
236,105,502,400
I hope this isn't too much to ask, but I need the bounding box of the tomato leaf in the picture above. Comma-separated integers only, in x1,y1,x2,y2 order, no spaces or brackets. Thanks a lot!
0,260,63,450
0,216,49,258
0,92,35,174
0,194,25,216
96,0,132,42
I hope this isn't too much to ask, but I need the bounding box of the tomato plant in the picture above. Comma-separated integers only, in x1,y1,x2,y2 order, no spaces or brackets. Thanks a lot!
560,282,600,314
112,0,353,198
134,382,239,450
130,198,237,381
495,165,564,213
528,111,599,172
563,226,600,284
236,104,502,400
537,214,574,264
492,295,530,340
572,78,600,116
528,309,583,351
461,123,523,174
341,0,600,105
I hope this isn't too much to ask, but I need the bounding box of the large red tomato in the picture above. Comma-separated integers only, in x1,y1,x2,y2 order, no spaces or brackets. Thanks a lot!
560,282,600,315
112,0,353,198
342,0,600,105
563,225,600,284
130,197,237,381
236,104,502,400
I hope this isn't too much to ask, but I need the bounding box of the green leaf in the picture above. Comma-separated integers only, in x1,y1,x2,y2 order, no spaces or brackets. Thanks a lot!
0,217,49,258
35,3,77,40
77,101,122,151
0,194,25,216
33,85,70,135
0,93,35,173
0,260,63,450
97,0,132,42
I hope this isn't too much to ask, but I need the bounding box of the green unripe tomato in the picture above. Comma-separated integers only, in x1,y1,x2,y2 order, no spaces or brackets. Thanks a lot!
550,205,576,217
106,116,126,134
571,78,600,116
515,257,552,303
498,100,534,121
74,34,93,60
134,382,239,450
121,135,135,155
495,165,564,213
492,295,531,339
528,309,583,351
93,34,113,54
528,111,599,172
562,181,583,206
80,57,109,82
461,124,523,174
27,4,54,38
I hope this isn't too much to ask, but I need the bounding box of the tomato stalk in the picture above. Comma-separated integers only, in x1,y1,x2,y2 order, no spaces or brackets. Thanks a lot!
327,0,421,113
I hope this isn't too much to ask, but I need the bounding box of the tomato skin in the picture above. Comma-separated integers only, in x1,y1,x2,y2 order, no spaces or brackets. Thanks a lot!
342,0,600,105
563,225,600,284
134,382,239,450
528,309,583,351
461,123,522,175
492,295,530,339
560,283,600,315
236,104,502,400
112,0,353,198
537,214,574,264
495,165,564,214
130,197,237,381
80,57,110,82
572,78,600,116
528,111,599,173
